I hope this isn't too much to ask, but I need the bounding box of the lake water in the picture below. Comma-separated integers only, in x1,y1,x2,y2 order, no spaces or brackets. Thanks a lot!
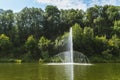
0,63,120,80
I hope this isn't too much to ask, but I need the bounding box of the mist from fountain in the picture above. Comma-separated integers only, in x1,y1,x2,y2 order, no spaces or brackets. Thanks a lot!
51,27,89,63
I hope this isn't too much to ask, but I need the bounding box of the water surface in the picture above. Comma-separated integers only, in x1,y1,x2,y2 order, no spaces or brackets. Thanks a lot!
0,63,120,80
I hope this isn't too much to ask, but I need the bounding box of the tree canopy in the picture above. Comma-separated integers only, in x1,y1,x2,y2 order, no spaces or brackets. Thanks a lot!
0,5,120,62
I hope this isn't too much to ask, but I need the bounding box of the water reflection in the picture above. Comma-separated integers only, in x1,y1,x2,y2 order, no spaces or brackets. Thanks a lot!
40,64,74,80
1,63,120,80
42,63,91,80
64,64,74,80
40,64,120,80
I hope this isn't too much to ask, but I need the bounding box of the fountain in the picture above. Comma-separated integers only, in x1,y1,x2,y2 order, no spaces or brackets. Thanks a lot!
46,27,91,80
51,27,89,63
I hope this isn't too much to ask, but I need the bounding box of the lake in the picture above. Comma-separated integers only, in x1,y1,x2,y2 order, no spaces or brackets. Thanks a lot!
0,63,120,80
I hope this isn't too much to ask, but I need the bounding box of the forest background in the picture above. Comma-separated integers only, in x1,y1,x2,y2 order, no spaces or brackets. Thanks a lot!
0,5,120,63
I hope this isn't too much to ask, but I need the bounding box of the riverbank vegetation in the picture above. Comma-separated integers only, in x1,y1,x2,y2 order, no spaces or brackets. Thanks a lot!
1,5,120,63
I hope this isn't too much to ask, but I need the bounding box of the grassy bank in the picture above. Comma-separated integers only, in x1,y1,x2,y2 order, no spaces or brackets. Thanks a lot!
1,56,120,63
0,58,22,63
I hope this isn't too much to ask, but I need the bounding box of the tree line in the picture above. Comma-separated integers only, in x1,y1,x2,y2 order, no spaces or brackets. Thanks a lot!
0,5,120,62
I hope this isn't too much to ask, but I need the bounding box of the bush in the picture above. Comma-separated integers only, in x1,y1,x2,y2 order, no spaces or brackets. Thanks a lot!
102,49,113,60
90,55,111,63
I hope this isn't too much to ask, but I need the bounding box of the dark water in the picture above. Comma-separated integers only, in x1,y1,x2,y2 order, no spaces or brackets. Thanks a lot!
0,63,120,80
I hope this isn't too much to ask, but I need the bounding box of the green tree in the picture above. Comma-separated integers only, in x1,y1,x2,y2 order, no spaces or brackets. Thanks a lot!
17,7,45,43
83,27,94,39
106,6,119,21
94,36,108,54
0,34,12,57
44,5,60,39
85,5,100,27
59,9,84,34
72,23,83,51
38,36,51,60
61,9,84,27
108,35,120,56
24,35,40,61
0,10,14,37
81,27,94,55
72,24,95,56
113,20,120,37
86,5,119,38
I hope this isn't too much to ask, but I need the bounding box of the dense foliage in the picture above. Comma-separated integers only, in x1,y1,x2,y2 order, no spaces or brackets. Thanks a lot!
1,5,120,62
